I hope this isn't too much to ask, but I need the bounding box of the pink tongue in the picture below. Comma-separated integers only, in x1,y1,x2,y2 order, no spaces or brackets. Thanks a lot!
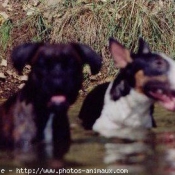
158,98,175,111
149,91,175,111
51,95,66,104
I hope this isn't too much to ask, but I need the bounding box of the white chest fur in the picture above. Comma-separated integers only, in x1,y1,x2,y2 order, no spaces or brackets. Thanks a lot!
93,81,154,137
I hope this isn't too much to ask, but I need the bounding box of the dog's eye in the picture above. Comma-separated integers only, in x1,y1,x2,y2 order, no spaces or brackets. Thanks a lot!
153,58,168,72
155,59,163,65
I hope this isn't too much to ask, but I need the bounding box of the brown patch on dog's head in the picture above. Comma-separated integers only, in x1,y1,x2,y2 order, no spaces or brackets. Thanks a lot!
135,70,168,93
109,37,175,111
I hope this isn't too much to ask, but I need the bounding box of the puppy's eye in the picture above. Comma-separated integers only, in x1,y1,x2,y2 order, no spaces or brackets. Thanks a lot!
153,58,168,72
155,59,164,66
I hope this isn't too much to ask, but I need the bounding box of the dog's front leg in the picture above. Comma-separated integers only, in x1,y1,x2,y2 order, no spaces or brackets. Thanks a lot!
52,112,71,159
34,110,50,143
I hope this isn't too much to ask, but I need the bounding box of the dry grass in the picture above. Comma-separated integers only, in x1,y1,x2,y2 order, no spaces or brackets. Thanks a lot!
50,0,175,55
47,0,175,78
1,0,175,62
0,0,175,88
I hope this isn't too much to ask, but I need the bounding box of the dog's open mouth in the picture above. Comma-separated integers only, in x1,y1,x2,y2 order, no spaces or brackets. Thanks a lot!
144,81,175,111
149,90,175,111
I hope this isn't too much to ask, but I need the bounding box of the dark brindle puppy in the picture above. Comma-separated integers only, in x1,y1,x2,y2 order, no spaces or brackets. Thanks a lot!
79,38,175,137
0,42,102,156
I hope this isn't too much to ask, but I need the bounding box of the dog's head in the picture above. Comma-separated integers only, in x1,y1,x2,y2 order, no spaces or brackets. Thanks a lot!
11,42,102,107
109,37,175,111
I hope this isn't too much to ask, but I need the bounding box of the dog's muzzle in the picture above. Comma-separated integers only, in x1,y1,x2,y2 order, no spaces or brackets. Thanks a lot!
50,95,66,104
144,81,175,111
47,95,69,112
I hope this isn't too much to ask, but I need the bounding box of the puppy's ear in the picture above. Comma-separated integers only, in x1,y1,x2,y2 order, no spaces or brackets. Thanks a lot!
137,37,150,54
11,43,42,74
109,37,132,68
71,43,102,75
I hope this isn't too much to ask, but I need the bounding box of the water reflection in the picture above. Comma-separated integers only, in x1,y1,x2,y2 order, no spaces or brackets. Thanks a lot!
101,128,154,174
2,129,174,175
101,129,175,175
156,132,175,175
1,98,175,175
0,140,70,171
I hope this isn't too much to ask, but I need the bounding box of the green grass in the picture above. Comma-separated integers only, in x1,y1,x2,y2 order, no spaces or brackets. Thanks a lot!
0,20,13,51
31,13,51,42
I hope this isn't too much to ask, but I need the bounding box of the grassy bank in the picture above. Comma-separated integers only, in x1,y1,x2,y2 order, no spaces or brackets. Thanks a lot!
1,0,175,63
0,0,175,96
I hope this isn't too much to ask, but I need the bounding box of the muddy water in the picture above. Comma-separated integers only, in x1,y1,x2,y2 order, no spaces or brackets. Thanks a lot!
0,98,175,175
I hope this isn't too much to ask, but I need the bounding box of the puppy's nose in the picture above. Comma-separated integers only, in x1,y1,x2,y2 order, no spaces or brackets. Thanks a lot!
51,95,66,104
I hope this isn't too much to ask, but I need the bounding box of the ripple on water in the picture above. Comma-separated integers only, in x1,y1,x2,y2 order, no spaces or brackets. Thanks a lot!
0,99,175,175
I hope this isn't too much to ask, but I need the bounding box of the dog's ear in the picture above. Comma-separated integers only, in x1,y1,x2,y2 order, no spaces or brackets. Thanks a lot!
71,43,102,75
109,37,132,68
11,43,42,74
137,37,151,54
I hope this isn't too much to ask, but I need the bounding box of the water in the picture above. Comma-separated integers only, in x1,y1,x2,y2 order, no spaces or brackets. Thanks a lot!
0,98,175,175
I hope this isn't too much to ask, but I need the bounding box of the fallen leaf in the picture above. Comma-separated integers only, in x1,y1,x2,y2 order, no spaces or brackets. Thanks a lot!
6,70,12,75
18,83,25,89
1,59,7,67
0,72,6,79
25,65,31,69
0,12,9,20
18,75,28,81
83,65,91,74
12,72,17,78
2,0,9,8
